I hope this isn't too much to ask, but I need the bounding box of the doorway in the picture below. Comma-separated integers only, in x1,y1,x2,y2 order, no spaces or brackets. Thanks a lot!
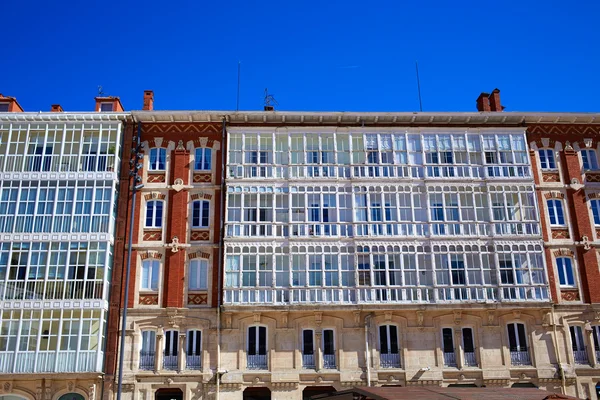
155,388,183,400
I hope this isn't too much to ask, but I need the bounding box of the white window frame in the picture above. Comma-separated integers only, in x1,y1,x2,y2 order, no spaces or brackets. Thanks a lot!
187,329,202,356
507,322,528,352
378,324,400,355
141,259,159,291
194,147,212,171
546,199,566,226
569,325,585,352
590,199,600,226
538,149,556,170
145,200,164,228
192,200,210,228
99,102,114,112
556,257,575,287
149,148,167,171
581,149,599,171
188,259,208,290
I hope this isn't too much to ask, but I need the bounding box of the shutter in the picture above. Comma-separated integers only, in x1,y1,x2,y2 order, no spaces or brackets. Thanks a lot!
507,324,517,351
258,327,267,355
379,326,389,354
389,326,399,354
248,327,256,355
517,323,527,351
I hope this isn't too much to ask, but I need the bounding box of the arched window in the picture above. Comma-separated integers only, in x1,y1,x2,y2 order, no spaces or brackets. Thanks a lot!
58,394,85,400
547,199,565,226
141,260,159,291
192,200,210,228
145,200,163,228
194,148,212,171
556,257,575,287
538,149,556,170
581,149,599,171
188,259,208,290
149,148,166,171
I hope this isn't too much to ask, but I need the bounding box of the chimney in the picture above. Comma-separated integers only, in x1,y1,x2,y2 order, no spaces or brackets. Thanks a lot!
488,88,504,112
50,104,64,112
264,105,275,111
476,92,491,112
0,93,24,112
95,96,124,112
143,90,154,111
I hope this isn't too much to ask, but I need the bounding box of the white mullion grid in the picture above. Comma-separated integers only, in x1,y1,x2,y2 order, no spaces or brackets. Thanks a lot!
74,308,84,371
477,248,486,298
53,310,63,371
32,179,42,233
77,124,85,172
43,123,49,171
21,123,31,171
493,246,503,299
485,186,495,237
32,308,43,373
270,247,276,288
95,308,105,370
12,310,24,372
115,122,122,171
332,130,338,166
97,123,104,172
70,181,80,233
413,247,421,287
2,123,12,171
58,124,67,171
302,133,307,175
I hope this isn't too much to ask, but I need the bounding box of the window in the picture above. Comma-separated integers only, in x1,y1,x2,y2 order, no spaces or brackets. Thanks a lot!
322,329,335,368
140,330,156,370
379,325,399,355
556,257,575,287
570,326,585,353
192,200,210,228
507,323,527,352
248,326,267,356
187,330,202,369
592,326,600,354
581,149,599,170
462,328,475,354
164,330,178,357
149,148,166,171
442,327,456,366
100,102,114,112
195,148,212,170
538,149,556,170
547,199,565,226
188,259,208,290
145,200,163,228
302,329,315,368
591,199,600,225
141,260,159,291
0,103,9,112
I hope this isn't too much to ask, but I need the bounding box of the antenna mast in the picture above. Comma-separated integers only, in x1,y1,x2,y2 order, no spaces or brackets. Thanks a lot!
415,61,423,112
236,62,241,111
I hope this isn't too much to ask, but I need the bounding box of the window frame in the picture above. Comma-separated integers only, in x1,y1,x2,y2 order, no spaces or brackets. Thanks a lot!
192,200,210,228
507,322,528,352
187,329,202,356
149,148,167,171
188,259,208,291
590,199,600,226
248,325,267,356
194,147,212,171
99,102,114,112
569,325,585,352
538,149,556,170
379,324,400,355
556,257,575,287
581,149,600,171
145,200,164,228
140,259,160,291
546,199,566,226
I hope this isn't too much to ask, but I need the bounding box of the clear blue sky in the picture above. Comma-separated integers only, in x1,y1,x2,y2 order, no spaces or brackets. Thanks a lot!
2,0,599,113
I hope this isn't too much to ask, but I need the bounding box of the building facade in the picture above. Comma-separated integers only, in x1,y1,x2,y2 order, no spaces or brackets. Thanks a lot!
0,95,127,399
527,119,600,399
218,108,561,400
106,96,225,400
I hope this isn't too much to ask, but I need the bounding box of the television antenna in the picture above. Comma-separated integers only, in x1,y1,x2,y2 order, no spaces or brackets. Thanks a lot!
264,88,278,108
98,85,105,96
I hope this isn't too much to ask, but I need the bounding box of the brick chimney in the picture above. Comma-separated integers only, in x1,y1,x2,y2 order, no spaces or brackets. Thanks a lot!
95,96,124,112
488,88,504,112
143,90,154,111
476,92,491,112
50,104,64,112
0,93,24,112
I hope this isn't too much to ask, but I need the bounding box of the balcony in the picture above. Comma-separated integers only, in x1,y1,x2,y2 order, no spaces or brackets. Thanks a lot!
323,354,336,369
302,354,315,369
139,351,156,371
380,353,401,368
186,354,202,370
247,354,267,370
443,352,457,367
0,280,106,301
573,349,589,365
223,285,549,306
464,352,477,367
510,350,531,366
0,350,99,373
163,353,178,370
5,154,117,174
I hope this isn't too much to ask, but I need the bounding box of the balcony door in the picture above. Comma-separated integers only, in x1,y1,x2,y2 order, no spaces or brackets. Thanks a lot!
302,329,315,369
164,330,178,370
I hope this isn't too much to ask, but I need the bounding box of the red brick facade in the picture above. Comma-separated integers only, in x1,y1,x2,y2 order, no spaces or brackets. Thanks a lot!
527,124,600,304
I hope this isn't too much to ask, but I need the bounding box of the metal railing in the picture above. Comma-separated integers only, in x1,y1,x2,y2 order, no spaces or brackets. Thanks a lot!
464,351,477,367
5,154,117,173
0,350,98,373
247,354,267,370
380,353,401,368
0,280,105,301
510,350,531,366
573,349,589,364
163,354,178,370
186,355,201,370
443,352,457,367
323,354,336,369
139,351,156,370
302,354,315,369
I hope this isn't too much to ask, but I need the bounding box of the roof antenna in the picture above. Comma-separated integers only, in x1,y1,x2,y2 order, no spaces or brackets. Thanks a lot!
98,85,105,96
415,61,423,112
264,88,278,111
236,62,241,111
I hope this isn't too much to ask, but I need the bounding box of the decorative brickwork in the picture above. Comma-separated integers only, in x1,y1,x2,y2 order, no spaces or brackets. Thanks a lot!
144,192,166,200
190,192,213,200
147,173,166,183
552,249,574,257
585,172,600,183
193,173,212,183
147,138,167,148
544,191,565,199
188,251,211,260
187,292,208,305
139,251,163,260
587,193,600,200
143,230,162,241
142,123,221,135
528,124,600,138
193,137,221,150
542,172,560,183
190,230,210,241
551,229,570,239
560,290,580,302
139,294,159,305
